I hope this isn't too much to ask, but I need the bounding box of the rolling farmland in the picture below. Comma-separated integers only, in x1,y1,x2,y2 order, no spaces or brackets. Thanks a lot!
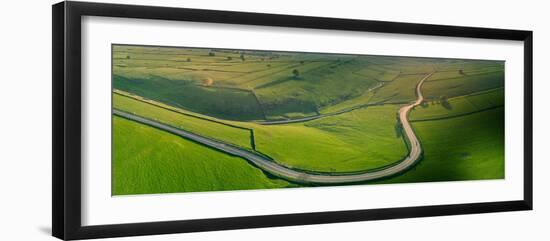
410,87,504,121
112,44,505,195
375,107,505,184
112,117,292,195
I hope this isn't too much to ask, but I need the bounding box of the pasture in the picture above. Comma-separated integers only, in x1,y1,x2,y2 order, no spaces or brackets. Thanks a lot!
112,44,506,194
115,45,469,121
233,105,408,173
369,74,426,104
410,87,504,121
113,92,253,149
114,91,408,173
113,74,266,121
375,107,504,184
423,70,504,99
112,117,292,195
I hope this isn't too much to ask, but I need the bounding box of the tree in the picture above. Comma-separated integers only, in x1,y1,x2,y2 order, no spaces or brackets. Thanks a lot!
292,69,300,78
227,56,232,61
208,52,215,57
240,53,245,61
186,58,191,62
440,95,452,110
126,55,130,59
420,100,428,108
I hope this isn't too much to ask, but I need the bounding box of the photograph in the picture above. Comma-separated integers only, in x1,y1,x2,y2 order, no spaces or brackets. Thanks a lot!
0,0,542,240
111,44,505,195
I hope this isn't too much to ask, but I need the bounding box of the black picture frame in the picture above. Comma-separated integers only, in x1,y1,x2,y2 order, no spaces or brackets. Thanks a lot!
52,1,533,240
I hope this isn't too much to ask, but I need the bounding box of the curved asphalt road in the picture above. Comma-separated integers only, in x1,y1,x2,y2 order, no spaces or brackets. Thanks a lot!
114,72,434,184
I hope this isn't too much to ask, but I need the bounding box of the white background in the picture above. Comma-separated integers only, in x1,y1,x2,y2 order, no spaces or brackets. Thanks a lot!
0,0,547,240
82,15,524,226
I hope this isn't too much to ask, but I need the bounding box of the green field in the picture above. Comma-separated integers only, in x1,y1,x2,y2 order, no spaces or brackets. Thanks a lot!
113,74,266,121
248,105,407,173
319,90,374,114
112,117,292,195
423,71,504,100
113,91,407,173
376,107,504,183
112,44,505,195
113,46,452,121
369,74,426,104
410,87,504,121
113,92,252,149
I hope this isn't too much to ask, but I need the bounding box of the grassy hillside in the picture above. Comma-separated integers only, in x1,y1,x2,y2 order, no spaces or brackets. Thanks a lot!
114,75,266,121
113,92,252,149
375,107,504,184
249,105,408,173
410,88,504,121
116,45,468,121
114,89,407,173
319,91,374,114
112,44,506,194
369,74,426,104
112,117,293,195
423,71,504,100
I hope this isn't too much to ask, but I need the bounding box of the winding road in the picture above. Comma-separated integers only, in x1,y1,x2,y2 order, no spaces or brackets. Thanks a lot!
114,72,434,184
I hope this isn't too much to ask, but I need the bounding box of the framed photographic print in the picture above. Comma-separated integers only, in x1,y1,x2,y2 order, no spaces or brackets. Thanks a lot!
52,1,533,240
